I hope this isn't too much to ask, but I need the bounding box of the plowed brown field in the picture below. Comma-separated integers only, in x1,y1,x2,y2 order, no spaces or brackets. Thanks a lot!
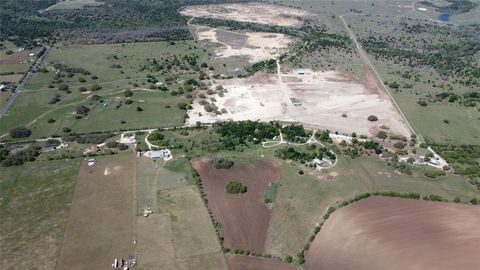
305,197,480,270
192,158,281,253
227,254,298,270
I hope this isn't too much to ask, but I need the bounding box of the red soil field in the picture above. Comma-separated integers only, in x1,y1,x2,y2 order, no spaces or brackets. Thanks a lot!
192,158,281,253
3,50,30,64
305,196,480,270
226,254,297,270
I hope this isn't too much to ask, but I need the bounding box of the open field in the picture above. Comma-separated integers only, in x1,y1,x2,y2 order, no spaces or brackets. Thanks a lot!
56,153,136,270
180,3,311,27
136,157,189,213
192,157,281,252
189,68,411,137
46,0,105,10
0,158,80,269
305,197,480,270
266,155,479,256
0,41,212,137
136,154,226,269
194,26,294,63
226,254,298,270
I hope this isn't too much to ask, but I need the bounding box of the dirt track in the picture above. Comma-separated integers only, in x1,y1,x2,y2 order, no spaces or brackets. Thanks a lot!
305,197,480,270
192,158,281,253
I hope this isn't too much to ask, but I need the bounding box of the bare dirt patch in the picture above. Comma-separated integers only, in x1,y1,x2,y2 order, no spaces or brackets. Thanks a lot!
305,197,480,270
56,153,136,270
188,69,411,137
2,50,29,64
180,3,311,27
226,254,298,270
195,27,294,63
192,158,281,253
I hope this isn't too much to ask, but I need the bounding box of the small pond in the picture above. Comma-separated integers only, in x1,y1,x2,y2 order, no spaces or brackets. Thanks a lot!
438,13,450,21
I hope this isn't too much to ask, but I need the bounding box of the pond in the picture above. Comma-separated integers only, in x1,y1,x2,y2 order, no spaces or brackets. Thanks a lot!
438,13,451,21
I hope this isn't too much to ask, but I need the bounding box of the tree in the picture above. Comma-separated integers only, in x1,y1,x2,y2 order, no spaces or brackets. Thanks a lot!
376,131,387,139
9,127,31,138
367,115,378,121
124,89,133,97
106,141,118,148
225,181,247,194
136,106,143,112
117,143,129,150
76,105,90,115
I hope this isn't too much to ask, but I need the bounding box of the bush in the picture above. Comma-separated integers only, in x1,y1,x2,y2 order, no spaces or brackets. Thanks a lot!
62,127,71,133
117,143,129,150
106,141,119,148
470,198,478,205
47,118,56,123
76,105,90,115
284,256,293,263
376,131,387,139
417,100,428,106
210,157,234,169
225,181,247,194
9,127,31,138
136,106,143,112
367,115,378,121
393,142,406,149
125,99,133,104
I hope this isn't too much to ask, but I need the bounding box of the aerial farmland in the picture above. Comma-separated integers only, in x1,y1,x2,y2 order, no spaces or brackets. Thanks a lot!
1,1,479,270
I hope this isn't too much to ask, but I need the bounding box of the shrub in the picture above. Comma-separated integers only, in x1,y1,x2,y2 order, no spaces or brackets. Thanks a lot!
210,157,234,169
376,131,387,139
125,99,133,105
470,198,478,205
417,100,428,106
76,105,90,115
106,141,119,148
284,256,293,263
117,143,129,150
225,181,247,194
47,118,56,123
9,127,31,138
393,142,406,149
62,127,71,133
124,89,133,97
367,115,378,121
136,106,143,112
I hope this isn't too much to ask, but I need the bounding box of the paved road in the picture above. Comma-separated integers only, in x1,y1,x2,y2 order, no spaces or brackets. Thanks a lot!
0,46,52,118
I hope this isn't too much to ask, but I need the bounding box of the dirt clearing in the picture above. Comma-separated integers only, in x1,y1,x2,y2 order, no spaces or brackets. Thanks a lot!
195,26,294,63
226,254,298,270
188,69,411,137
2,50,30,64
180,3,311,27
192,158,281,253
56,153,136,270
305,197,480,270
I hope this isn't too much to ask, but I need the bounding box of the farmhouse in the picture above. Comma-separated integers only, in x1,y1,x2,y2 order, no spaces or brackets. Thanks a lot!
148,149,172,160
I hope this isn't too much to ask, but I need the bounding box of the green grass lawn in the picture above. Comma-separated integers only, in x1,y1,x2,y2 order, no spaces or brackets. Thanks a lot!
0,158,81,269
